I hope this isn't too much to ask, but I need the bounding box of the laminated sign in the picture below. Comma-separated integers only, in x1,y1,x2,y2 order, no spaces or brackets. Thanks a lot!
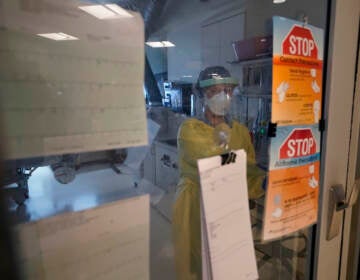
272,17,324,126
263,125,320,240
263,16,324,241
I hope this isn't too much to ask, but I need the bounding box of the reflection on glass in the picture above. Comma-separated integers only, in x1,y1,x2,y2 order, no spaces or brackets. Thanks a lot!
145,0,327,279
72,194,97,211
0,0,328,279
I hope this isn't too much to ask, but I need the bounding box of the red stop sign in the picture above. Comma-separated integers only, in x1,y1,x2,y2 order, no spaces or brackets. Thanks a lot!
279,128,316,159
282,25,318,59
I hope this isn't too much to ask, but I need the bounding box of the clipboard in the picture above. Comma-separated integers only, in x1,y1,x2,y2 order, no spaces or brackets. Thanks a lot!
198,150,259,280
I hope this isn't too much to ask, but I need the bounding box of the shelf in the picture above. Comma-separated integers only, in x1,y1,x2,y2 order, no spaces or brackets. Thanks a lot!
238,87,272,97
239,93,272,98
227,56,272,65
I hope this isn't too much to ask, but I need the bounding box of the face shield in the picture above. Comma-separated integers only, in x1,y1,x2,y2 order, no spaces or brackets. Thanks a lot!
197,66,238,117
199,75,237,149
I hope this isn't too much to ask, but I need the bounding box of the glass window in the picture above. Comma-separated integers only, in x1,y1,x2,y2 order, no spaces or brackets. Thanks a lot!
0,0,328,279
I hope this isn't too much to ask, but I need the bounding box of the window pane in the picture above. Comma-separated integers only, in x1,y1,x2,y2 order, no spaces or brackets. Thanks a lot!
0,0,328,279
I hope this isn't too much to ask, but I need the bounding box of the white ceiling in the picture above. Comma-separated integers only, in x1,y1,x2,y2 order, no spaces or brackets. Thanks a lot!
1,0,142,45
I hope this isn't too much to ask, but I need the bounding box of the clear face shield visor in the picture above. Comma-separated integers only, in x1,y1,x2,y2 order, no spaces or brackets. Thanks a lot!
200,76,238,116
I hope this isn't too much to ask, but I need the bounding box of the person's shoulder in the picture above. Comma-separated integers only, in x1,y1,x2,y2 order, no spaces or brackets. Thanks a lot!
180,118,206,129
178,118,209,138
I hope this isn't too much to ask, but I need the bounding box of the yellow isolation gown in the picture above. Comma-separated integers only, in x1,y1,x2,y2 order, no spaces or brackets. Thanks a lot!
172,118,265,280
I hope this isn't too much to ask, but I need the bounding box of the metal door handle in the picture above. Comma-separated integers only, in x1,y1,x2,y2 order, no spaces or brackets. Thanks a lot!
326,180,360,240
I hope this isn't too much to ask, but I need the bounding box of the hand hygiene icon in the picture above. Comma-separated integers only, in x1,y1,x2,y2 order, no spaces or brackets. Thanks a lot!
276,81,289,103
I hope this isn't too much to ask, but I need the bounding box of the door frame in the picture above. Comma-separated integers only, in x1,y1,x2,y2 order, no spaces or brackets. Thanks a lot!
340,24,360,280
314,0,360,279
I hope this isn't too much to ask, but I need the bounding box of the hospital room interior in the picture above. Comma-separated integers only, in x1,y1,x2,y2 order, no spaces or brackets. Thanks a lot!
2,0,356,280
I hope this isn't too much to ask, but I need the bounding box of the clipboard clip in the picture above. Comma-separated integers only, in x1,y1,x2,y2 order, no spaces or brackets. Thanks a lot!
267,122,277,137
221,152,237,165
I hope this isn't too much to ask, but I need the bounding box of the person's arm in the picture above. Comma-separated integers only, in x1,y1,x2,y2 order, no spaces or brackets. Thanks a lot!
233,122,266,199
178,119,222,168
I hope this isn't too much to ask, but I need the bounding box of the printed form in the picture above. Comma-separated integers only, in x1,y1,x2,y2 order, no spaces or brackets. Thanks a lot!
14,195,150,280
198,150,258,280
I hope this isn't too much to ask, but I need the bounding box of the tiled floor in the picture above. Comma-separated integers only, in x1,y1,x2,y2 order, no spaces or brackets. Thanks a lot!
6,166,176,280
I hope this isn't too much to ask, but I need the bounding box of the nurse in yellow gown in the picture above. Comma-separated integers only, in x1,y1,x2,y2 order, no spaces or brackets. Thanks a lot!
172,66,266,280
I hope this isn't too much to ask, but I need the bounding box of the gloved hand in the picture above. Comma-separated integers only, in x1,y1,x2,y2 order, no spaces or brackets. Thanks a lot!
213,122,231,150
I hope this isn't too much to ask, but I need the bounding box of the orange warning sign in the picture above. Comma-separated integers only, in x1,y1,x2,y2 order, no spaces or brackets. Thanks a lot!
271,18,324,126
272,56,323,125
263,17,324,241
263,161,319,241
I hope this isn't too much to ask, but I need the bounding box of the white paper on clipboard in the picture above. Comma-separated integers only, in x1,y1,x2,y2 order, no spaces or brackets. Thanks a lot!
198,150,258,280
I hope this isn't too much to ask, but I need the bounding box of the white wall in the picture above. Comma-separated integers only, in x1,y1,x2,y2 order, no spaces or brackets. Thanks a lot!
245,0,327,37
146,46,168,75
147,0,243,82
167,23,202,83
202,13,245,68
151,0,328,83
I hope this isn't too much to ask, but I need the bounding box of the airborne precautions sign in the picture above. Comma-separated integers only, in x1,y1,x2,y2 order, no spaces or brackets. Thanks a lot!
263,125,320,241
269,125,320,171
279,128,316,160
263,16,324,241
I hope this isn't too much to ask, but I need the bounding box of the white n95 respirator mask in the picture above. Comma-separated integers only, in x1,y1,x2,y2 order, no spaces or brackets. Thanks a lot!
205,91,231,116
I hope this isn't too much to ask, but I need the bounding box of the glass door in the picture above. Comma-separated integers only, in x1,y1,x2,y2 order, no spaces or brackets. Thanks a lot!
146,1,328,279
1,0,358,279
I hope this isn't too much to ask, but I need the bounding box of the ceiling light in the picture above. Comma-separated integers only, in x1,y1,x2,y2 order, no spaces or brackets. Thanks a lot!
145,41,176,48
162,41,175,47
105,4,133,17
79,4,133,20
37,32,79,41
146,42,164,48
79,5,116,19
273,0,286,3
